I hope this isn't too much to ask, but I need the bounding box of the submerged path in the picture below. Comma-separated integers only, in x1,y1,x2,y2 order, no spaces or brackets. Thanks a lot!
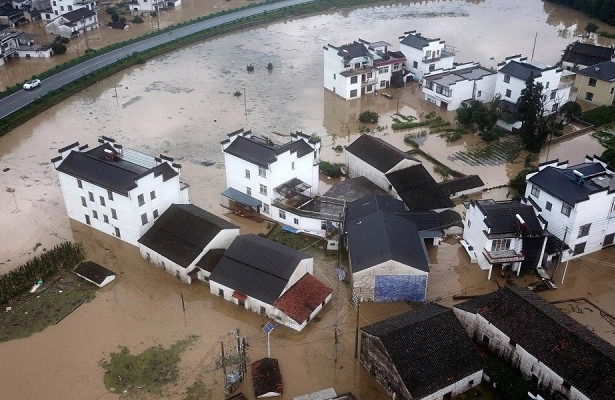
0,0,314,120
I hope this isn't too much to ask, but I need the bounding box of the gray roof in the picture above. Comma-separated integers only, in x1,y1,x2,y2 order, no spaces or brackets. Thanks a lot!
425,65,495,87
439,175,484,196
137,204,238,268
62,7,95,22
394,211,440,233
344,194,406,224
223,135,313,168
336,41,370,59
562,42,615,68
55,143,178,195
386,165,454,211
74,261,115,286
362,303,484,399
399,32,436,49
577,60,615,82
346,210,429,273
499,60,545,81
528,161,613,206
345,135,418,173
455,287,615,400
472,200,543,236
209,234,312,304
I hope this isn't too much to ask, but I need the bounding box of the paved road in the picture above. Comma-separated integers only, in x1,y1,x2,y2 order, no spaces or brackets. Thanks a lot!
0,0,315,120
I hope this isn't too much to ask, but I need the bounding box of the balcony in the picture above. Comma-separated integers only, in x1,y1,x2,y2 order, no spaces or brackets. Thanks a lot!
339,65,376,78
422,46,455,64
483,248,524,264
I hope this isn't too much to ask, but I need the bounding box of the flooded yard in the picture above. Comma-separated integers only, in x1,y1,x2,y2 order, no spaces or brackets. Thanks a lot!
1,0,615,398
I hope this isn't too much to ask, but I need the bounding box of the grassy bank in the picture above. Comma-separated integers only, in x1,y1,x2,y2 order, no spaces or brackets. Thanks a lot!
0,0,387,138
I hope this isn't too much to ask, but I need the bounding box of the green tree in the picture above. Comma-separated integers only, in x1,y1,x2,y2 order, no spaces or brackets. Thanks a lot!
516,73,555,153
51,41,67,55
456,98,500,141
559,101,582,124
585,21,599,36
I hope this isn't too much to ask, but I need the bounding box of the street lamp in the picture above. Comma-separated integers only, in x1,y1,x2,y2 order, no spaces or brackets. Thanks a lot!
262,322,277,358
3,167,19,212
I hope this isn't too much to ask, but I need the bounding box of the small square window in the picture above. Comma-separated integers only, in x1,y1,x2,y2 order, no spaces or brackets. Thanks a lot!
263,204,270,214
111,208,117,219
350,89,358,97
258,166,266,178
260,306,266,314
333,73,336,80
531,186,540,198
573,242,586,255
150,190,156,200
545,201,552,211
561,203,572,217
153,209,159,219
589,78,597,87
550,91,556,100
218,288,224,297
141,213,148,225
99,196,105,207
279,210,286,219
505,89,511,98
578,223,591,238
477,90,482,97
103,215,109,223
412,61,418,68
350,76,358,84
138,194,145,206
294,218,299,224
88,191,94,202
291,162,295,170
504,74,510,83
259,184,267,196
77,179,82,188
247,187,252,196
585,92,594,101
81,196,87,207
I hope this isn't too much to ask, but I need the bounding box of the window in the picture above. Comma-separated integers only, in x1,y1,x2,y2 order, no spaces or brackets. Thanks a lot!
491,238,511,252
505,89,511,98
260,306,266,314
578,223,591,238
245,169,250,179
137,194,145,206
294,218,299,224
77,179,82,188
379,81,386,88
482,335,490,346
81,196,87,207
67,5,72,10
503,74,510,83
321,221,327,230
350,89,357,97
52,0,55,4
246,187,252,196
350,76,358,84
573,242,586,255
141,213,148,225
545,201,552,211
218,288,224,297
111,208,117,219
552,103,559,112
263,204,270,214
561,203,572,217
429,64,435,72
150,190,156,200
545,81,550,88
589,78,597,87
585,92,594,101
550,91,556,100
412,61,418,68
258,166,266,178
103,215,109,223
279,210,286,219
612,87,614,94
153,209,159,219
88,191,94,202
259,184,267,196
60,5,64,10
108,190,113,201
115,227,121,237
291,162,295,170
333,73,336,80
92,210,98,219
477,90,482,97
509,339,516,347
378,67,389,74
425,50,431,58
531,185,540,198
99,196,105,207
85,215,91,225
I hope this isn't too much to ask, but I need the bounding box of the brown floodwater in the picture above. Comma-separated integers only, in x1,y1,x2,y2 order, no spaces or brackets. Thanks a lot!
2,0,615,399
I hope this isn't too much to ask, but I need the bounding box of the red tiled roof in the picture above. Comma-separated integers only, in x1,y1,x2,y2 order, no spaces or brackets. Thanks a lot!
252,357,283,397
274,273,332,324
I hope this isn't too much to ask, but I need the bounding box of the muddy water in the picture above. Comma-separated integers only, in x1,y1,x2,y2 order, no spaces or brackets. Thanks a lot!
1,0,615,399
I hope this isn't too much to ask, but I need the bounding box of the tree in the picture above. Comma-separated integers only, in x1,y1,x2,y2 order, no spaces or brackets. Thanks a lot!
358,110,379,124
455,98,500,141
51,38,67,55
516,73,556,153
559,101,582,124
585,21,599,36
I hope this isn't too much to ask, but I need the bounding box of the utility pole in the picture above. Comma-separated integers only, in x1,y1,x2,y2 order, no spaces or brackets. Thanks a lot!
354,297,361,358
551,226,568,281
333,322,339,363
81,17,90,50
220,340,227,390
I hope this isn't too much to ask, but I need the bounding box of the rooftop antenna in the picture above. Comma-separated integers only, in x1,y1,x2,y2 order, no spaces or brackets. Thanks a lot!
573,170,585,185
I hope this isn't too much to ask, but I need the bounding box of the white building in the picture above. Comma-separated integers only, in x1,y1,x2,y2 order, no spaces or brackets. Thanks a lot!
209,234,332,332
398,30,455,80
45,7,98,38
462,199,548,280
522,156,615,262
495,55,572,117
422,62,497,111
52,136,190,246
221,129,341,237
42,0,97,22
128,0,180,13
454,286,615,400
323,39,406,100
137,204,239,283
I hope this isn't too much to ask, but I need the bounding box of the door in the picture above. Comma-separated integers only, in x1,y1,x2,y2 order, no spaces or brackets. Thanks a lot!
604,233,615,247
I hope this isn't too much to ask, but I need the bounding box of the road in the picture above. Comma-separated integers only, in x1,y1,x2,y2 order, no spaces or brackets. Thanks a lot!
0,0,314,120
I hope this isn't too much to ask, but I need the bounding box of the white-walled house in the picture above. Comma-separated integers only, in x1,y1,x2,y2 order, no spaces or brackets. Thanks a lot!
45,7,98,38
361,303,484,400
137,204,239,283
495,55,571,116
522,156,615,262
398,30,455,80
462,200,548,279
209,234,332,332
42,0,97,22
323,39,406,100
52,136,190,247
221,129,341,238
422,62,497,111
454,286,615,400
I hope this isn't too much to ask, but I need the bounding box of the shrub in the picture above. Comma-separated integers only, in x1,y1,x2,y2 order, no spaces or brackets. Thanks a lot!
509,168,530,197
359,110,379,124
52,42,67,55
581,105,615,126
132,15,144,23
320,161,343,178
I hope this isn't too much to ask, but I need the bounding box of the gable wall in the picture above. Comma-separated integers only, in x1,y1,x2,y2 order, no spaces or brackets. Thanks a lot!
345,151,394,194
352,260,428,302
574,73,615,106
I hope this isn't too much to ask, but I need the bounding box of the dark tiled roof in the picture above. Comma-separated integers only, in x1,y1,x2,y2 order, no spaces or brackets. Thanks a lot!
223,135,313,167
346,210,429,273
439,175,484,196
473,200,543,235
577,60,615,82
344,194,406,224
274,273,332,324
394,211,440,232
455,287,615,400
438,209,463,228
322,176,388,201
336,41,370,59
252,358,283,397
137,204,238,268
362,303,484,399
55,143,178,195
562,42,615,67
386,165,454,211
209,234,311,304
528,162,611,206
399,32,434,49
62,7,95,22
499,60,544,81
195,248,226,273
345,135,418,173
73,261,115,286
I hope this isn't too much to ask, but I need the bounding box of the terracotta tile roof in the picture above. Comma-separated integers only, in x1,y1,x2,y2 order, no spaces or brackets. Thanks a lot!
252,357,283,397
274,273,332,324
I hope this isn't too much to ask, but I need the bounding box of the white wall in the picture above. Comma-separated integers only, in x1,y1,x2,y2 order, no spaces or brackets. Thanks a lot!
352,260,428,301
419,370,483,400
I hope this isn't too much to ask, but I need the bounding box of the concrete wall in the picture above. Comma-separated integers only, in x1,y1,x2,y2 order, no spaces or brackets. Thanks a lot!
574,73,615,106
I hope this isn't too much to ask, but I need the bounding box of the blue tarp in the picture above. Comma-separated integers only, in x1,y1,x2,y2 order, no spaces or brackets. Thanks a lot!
221,187,262,208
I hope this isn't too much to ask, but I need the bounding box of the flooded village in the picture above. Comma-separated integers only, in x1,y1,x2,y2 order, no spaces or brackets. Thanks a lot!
2,0,615,399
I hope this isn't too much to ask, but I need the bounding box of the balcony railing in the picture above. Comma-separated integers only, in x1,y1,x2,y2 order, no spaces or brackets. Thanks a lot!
483,248,524,264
